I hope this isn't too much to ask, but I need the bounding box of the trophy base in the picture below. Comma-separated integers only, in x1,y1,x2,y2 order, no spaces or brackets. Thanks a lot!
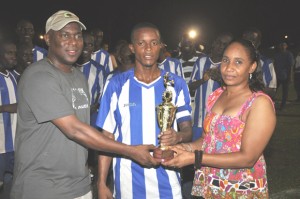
153,146,174,161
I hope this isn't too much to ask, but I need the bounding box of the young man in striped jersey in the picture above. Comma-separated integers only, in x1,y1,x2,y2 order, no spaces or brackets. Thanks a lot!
90,28,114,77
96,22,192,199
16,20,48,62
0,40,18,199
76,32,106,128
12,44,34,81
177,33,203,84
158,42,184,78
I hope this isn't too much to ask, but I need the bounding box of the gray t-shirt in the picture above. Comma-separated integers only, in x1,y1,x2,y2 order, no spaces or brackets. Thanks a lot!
11,59,91,199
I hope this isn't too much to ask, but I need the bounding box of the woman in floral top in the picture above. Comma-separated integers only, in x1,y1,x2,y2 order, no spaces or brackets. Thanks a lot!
162,39,276,198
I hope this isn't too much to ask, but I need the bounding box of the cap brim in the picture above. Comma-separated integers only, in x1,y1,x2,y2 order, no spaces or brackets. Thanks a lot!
47,20,86,33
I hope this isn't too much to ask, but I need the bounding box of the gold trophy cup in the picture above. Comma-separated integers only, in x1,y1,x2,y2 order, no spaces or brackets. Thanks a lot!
153,73,177,161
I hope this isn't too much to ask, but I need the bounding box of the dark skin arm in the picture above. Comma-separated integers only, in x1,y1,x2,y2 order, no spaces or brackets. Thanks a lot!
189,67,222,92
97,130,114,199
0,103,17,113
154,120,192,160
52,114,160,167
158,120,192,146
188,71,210,92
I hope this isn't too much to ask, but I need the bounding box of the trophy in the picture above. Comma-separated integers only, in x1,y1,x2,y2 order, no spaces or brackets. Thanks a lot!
153,72,177,161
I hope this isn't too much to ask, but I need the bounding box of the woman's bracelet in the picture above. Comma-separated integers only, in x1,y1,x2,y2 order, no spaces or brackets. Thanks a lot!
194,150,203,170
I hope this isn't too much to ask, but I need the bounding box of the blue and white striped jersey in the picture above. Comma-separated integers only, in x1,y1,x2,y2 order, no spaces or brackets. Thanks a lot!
96,68,191,199
158,57,184,78
259,54,277,89
33,45,48,62
10,70,21,82
178,52,203,84
79,60,106,105
91,49,113,76
0,70,17,153
189,56,220,132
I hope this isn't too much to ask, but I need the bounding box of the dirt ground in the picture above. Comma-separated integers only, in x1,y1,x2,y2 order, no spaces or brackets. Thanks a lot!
266,84,300,198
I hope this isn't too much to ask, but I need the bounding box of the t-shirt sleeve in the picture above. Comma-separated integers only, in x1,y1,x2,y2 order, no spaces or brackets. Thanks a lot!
24,70,74,123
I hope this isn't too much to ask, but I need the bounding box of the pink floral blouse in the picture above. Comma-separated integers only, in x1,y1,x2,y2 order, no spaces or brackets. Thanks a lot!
192,88,274,199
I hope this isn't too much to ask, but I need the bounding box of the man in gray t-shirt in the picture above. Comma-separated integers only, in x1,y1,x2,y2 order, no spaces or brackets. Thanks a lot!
11,10,159,199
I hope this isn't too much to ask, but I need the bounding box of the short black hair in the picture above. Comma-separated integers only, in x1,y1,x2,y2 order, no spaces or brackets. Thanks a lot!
130,22,161,43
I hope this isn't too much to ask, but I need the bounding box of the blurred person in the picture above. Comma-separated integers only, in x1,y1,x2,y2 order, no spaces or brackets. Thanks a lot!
105,40,134,82
273,42,294,110
181,32,233,199
103,43,109,52
76,31,107,197
12,44,33,81
109,40,133,72
90,28,114,76
112,40,135,73
158,42,184,78
294,50,300,102
76,31,106,127
242,27,277,99
15,19,48,62
96,22,192,199
189,32,233,140
162,39,276,198
177,33,203,84
0,40,18,199
10,10,159,199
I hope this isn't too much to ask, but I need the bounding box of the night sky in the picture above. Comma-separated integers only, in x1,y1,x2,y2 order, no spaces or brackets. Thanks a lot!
1,0,299,52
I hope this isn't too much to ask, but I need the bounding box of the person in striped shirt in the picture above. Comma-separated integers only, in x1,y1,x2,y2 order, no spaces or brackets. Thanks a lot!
16,19,48,62
11,44,33,82
242,27,277,99
96,22,192,199
90,28,114,76
177,33,203,84
76,32,107,195
76,32,106,128
0,40,18,199
158,42,184,78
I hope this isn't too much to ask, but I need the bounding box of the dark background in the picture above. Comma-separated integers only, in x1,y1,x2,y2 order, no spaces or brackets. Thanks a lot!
0,0,299,52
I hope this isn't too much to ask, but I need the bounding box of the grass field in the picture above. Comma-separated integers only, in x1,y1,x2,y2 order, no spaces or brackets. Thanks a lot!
266,83,300,198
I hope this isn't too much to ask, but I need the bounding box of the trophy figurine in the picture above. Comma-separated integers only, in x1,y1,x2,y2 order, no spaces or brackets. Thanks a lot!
153,73,177,161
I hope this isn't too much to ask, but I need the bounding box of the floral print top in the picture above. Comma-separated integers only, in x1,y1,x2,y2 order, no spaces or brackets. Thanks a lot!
191,88,274,199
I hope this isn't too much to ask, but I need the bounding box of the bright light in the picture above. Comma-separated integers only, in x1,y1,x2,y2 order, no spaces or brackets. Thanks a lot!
39,35,44,40
284,35,288,39
188,30,197,39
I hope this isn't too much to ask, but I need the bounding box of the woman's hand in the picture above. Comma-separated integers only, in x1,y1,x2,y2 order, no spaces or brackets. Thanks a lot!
161,146,194,168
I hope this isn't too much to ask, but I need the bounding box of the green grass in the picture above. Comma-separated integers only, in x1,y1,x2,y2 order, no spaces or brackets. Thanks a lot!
265,82,300,196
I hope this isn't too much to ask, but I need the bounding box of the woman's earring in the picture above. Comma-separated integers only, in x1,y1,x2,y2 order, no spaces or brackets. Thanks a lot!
249,73,252,79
